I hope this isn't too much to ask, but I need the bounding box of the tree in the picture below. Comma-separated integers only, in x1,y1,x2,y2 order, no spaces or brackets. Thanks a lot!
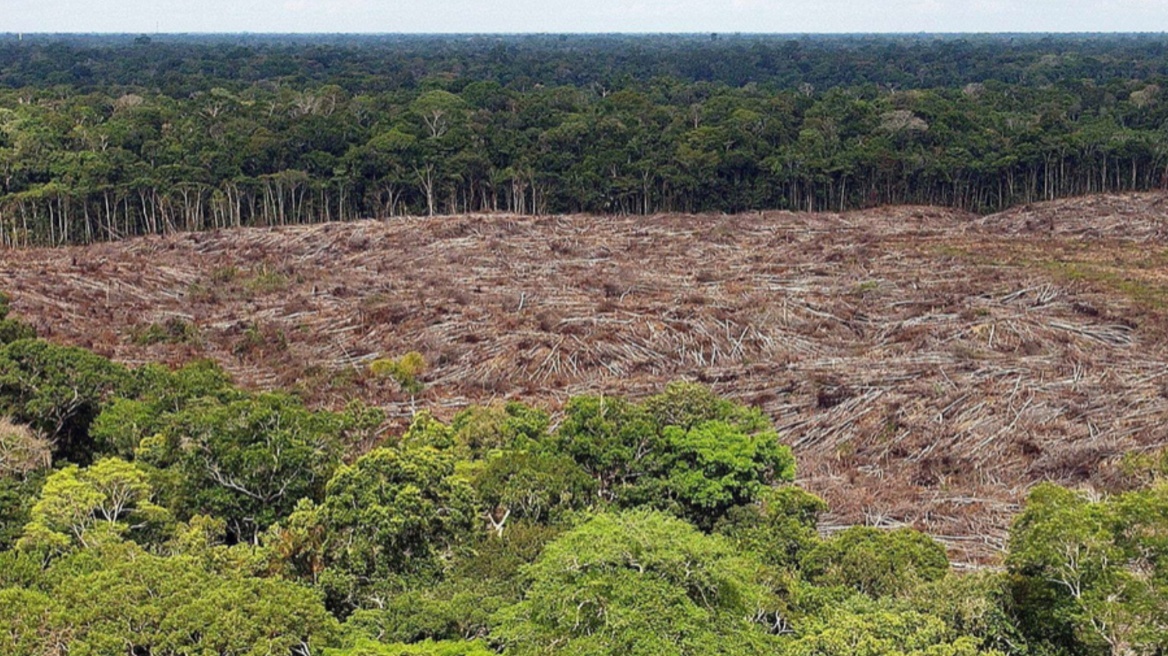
494,509,782,656
715,486,827,570
42,543,338,656
552,385,792,528
326,640,494,656
801,526,949,598
89,359,240,460
1007,483,1168,656
474,450,595,534
339,522,561,646
782,595,1002,656
0,292,34,345
642,381,772,434
411,90,467,141
308,445,478,612
371,351,427,411
158,393,346,543
450,401,550,457
551,394,656,500
642,419,795,529
0,339,132,464
906,572,1032,656
0,588,60,656
18,457,170,556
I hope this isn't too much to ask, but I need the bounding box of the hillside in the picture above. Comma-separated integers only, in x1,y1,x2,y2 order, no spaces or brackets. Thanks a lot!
5,191,1168,563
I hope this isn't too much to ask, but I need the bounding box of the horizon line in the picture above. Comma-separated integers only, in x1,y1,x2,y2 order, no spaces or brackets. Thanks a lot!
3,30,1168,36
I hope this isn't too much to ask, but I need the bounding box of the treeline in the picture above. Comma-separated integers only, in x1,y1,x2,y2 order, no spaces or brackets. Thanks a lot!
1,295,1167,655
2,70,1168,245
4,34,1168,95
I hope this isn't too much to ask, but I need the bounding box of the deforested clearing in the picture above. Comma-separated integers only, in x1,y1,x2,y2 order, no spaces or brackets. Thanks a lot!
6,191,1168,564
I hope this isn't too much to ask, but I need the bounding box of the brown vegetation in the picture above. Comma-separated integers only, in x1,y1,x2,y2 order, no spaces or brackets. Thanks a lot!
5,192,1168,564
0,417,51,478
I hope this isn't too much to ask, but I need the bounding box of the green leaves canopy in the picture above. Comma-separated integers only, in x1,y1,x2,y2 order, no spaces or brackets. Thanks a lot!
495,509,782,656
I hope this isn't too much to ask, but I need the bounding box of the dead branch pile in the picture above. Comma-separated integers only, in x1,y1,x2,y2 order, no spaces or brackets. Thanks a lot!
976,191,1168,241
4,194,1168,564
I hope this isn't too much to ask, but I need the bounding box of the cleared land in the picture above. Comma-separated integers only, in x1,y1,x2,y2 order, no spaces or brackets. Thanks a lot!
5,192,1168,564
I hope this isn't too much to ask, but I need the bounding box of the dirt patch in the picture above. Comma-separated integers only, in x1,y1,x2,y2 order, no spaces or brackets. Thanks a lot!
4,196,1168,564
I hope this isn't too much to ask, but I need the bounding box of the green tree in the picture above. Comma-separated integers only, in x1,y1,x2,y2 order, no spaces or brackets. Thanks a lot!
326,640,494,656
643,381,772,434
44,543,338,656
782,595,1002,656
1008,483,1168,656
90,359,240,459
0,339,132,464
494,509,782,656
715,486,827,570
0,588,60,656
371,351,427,409
906,572,1031,656
475,450,595,533
309,445,478,612
18,457,170,556
0,292,34,345
450,401,550,457
552,394,656,500
643,419,795,528
801,526,949,598
158,393,346,543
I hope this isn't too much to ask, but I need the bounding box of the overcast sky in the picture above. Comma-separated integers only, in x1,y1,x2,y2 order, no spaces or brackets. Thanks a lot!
2,0,1166,34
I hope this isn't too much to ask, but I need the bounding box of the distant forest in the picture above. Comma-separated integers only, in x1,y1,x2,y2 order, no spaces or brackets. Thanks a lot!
1,34,1168,245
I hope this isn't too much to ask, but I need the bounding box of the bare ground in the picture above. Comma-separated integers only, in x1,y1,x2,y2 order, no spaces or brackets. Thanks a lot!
6,192,1168,564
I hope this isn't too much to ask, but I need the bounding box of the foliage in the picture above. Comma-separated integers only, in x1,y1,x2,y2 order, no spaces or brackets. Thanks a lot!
5,36,1168,246
326,640,494,656
494,509,782,656
553,385,792,528
0,293,35,345
781,595,1004,656
1,542,339,656
340,521,561,646
401,410,456,450
450,401,550,457
371,351,427,398
1007,482,1168,655
801,526,950,598
0,587,58,655
474,450,596,530
7,329,1157,655
643,381,772,434
157,393,347,542
0,339,132,463
552,394,656,499
906,572,1032,656
642,419,795,528
17,458,171,556
308,445,479,612
0,471,44,550
129,317,200,346
715,486,828,570
89,359,240,459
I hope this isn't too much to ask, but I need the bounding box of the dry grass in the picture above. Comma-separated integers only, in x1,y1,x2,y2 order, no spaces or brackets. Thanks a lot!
5,193,1168,564
0,417,51,477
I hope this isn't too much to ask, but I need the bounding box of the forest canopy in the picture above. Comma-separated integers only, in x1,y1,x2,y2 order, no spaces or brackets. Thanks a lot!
0,34,1167,245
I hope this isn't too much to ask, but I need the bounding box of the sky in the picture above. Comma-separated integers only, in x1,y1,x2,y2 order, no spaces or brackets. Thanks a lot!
2,0,1166,34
